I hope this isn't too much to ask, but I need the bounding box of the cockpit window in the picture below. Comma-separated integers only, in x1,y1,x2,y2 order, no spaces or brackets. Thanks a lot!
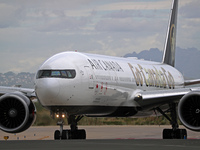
51,71,61,77
67,71,72,78
61,71,67,77
37,70,76,79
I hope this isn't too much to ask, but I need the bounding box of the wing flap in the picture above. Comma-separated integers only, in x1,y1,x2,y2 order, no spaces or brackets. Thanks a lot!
135,88,190,101
132,88,200,110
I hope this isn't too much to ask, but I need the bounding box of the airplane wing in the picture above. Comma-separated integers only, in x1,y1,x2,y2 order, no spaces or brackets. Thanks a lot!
132,87,200,110
184,79,200,86
0,86,36,99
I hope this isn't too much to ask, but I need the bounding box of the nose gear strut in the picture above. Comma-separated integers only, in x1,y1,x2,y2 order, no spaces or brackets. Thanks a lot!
54,115,86,140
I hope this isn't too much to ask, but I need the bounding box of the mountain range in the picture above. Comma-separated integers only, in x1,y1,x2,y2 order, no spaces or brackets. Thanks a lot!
124,47,200,79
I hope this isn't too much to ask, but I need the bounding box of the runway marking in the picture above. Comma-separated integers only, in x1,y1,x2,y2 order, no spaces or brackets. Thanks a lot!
37,136,50,140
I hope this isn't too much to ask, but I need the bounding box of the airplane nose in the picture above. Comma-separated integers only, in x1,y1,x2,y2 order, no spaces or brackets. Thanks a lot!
35,79,60,105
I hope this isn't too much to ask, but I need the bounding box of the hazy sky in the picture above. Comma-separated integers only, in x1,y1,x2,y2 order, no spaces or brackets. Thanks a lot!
0,0,200,73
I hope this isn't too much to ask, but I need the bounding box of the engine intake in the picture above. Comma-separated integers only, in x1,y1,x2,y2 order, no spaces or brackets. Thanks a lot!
0,92,36,133
178,92,200,131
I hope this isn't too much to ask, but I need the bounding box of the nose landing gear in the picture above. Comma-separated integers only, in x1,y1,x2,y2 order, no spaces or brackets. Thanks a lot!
54,115,86,140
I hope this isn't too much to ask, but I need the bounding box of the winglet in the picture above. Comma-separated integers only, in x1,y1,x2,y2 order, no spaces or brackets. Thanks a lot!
162,0,178,67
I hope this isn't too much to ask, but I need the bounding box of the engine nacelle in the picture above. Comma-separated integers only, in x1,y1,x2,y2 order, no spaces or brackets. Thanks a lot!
0,92,36,133
178,92,200,131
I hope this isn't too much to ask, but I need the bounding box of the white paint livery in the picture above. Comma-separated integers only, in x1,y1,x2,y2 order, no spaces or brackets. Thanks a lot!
35,51,184,111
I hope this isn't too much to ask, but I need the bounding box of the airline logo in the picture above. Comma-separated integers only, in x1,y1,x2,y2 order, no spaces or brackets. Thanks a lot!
87,59,124,72
128,63,175,89
87,58,175,89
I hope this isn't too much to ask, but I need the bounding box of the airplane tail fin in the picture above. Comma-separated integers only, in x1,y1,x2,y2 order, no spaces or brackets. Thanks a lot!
162,0,178,67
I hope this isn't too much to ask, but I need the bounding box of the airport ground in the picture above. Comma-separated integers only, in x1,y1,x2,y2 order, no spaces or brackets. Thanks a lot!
0,125,200,150
1,125,200,140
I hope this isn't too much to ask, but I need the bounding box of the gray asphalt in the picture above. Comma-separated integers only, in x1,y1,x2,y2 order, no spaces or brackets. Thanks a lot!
1,125,200,140
0,126,200,150
0,140,200,150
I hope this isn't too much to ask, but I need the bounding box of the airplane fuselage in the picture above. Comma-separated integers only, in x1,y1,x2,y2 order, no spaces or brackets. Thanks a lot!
35,51,184,117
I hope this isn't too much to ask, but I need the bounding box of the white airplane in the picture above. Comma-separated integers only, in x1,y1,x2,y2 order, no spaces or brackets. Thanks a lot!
0,0,200,140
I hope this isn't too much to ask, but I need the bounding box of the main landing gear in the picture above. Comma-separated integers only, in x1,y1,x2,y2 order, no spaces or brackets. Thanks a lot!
54,115,86,140
156,103,187,139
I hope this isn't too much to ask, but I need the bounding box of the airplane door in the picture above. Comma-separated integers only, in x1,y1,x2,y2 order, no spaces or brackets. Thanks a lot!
84,66,94,89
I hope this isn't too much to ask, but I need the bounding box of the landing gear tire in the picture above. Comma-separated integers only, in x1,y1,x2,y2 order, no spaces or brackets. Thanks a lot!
54,129,86,140
79,129,86,139
163,129,187,139
71,129,86,139
62,130,69,140
156,103,188,139
54,130,60,140
63,129,85,139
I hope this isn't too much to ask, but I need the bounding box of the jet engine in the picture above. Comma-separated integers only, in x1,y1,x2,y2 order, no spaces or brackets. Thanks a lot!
0,92,36,133
178,92,200,131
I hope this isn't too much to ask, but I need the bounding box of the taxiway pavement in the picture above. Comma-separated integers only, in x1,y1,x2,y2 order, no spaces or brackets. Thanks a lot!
0,139,200,150
0,125,200,140
1,126,200,150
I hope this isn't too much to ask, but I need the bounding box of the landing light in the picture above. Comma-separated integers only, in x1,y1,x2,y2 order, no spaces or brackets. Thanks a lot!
55,113,65,118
